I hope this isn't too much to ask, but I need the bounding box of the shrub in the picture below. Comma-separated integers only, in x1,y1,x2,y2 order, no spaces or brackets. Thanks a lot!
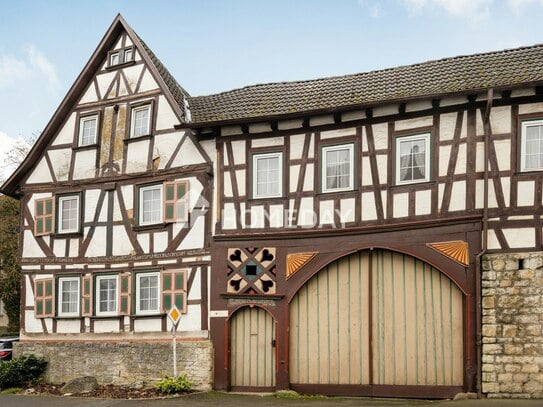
155,374,193,394
0,355,47,390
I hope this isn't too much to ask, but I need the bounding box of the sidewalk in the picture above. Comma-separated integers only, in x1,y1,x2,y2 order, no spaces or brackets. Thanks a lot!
1,392,543,407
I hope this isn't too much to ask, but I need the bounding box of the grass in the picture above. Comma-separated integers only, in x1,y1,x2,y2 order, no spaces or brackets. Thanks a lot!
1,387,23,394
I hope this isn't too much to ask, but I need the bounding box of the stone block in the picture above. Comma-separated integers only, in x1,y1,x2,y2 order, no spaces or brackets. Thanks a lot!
482,324,498,337
482,382,500,394
503,325,518,337
524,381,543,394
504,344,524,355
505,259,520,271
483,344,502,355
482,296,496,309
492,259,505,271
500,382,523,393
522,364,540,373
505,364,522,373
519,269,535,279
513,373,529,382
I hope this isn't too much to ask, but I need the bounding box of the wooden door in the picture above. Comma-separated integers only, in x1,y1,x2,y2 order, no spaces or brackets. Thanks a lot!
289,249,464,393
230,306,276,389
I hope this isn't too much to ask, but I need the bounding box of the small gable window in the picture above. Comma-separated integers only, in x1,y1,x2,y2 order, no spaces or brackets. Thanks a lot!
130,104,151,138
321,144,354,193
252,152,283,199
57,194,81,234
78,114,99,146
395,133,431,185
108,46,135,67
520,119,543,172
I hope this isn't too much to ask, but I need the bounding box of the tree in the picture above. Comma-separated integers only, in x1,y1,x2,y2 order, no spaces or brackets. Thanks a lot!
0,195,20,332
0,134,35,332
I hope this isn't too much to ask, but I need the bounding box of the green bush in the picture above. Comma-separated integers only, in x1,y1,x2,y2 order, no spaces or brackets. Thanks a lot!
155,374,193,394
0,355,47,390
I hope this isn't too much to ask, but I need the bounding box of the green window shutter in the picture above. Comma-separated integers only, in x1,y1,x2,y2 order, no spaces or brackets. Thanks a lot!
118,273,131,315
174,272,185,290
45,199,53,215
81,275,93,317
36,200,44,216
34,197,55,236
45,217,53,234
165,183,175,200
163,273,172,290
176,183,186,199
163,292,172,310
34,277,54,318
162,269,188,314
36,219,44,235
174,293,184,310
165,203,174,221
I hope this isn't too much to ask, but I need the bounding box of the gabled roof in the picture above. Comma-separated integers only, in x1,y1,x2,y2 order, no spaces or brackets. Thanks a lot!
187,43,543,126
1,14,189,197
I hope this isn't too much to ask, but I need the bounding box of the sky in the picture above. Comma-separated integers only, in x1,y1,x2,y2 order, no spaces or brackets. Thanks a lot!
1,0,543,179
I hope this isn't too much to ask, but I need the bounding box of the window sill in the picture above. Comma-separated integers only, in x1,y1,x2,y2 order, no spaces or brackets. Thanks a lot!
247,196,286,202
53,231,83,238
90,315,122,320
105,60,136,71
515,170,543,177
124,134,153,143
54,316,81,320
391,180,435,190
133,222,168,232
130,313,165,319
73,144,99,152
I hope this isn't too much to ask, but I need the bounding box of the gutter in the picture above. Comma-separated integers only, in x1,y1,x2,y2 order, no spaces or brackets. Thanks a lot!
475,87,493,397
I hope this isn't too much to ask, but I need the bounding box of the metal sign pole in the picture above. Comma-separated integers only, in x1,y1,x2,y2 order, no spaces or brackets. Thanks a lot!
172,323,178,377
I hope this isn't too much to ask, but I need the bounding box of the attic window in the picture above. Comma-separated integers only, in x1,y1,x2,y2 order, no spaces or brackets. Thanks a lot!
108,46,135,67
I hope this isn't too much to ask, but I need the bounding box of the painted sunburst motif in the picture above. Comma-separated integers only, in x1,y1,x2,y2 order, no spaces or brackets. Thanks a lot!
427,240,469,266
286,252,318,279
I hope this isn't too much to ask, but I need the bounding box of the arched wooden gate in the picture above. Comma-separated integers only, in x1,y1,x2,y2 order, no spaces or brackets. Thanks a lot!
229,306,276,391
289,249,464,396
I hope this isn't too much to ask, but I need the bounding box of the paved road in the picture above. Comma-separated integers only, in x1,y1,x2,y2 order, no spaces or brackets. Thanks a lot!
1,393,542,407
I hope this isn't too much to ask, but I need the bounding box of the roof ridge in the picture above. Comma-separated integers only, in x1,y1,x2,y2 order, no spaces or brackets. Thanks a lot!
190,42,543,99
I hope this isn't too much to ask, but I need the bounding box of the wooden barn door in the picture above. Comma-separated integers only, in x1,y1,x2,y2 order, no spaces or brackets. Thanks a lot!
230,306,276,390
289,249,464,396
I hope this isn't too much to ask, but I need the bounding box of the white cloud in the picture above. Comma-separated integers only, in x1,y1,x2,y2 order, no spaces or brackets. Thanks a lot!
0,45,59,91
507,0,543,13
401,0,494,20
357,0,383,18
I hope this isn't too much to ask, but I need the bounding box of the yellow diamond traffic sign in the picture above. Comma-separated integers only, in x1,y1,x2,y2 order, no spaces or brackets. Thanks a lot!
167,305,181,326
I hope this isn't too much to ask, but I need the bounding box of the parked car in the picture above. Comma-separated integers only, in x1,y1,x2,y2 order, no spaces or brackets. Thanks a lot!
0,337,19,361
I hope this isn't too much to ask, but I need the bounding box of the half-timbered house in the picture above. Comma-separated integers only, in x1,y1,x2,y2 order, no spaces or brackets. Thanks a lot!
2,14,543,399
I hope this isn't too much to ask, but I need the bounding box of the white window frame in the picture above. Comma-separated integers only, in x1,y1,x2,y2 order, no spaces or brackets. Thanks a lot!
123,48,134,63
110,51,120,66
57,277,80,317
95,275,118,317
252,152,283,199
135,271,160,315
130,104,151,138
520,119,543,172
138,184,163,226
78,114,98,146
395,133,431,185
57,195,80,234
321,144,354,193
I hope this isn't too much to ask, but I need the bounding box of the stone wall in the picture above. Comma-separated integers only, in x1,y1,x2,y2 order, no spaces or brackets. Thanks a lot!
481,252,543,398
14,340,213,390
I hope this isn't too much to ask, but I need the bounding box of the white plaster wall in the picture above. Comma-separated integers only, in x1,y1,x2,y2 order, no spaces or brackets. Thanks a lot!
223,173,233,197
178,217,204,250
79,84,99,104
137,233,150,253
96,71,116,98
455,144,467,174
174,137,206,167
289,134,305,160
487,229,501,250
231,140,246,164
361,157,372,186
69,238,79,258
320,127,356,139
494,140,511,171
26,158,53,184
222,125,242,136
24,311,42,333
372,123,388,150
73,149,97,179
235,170,246,196
178,304,201,332
517,180,535,206
361,192,377,221
298,197,315,226
395,116,432,131
251,136,283,147
121,185,133,211
86,227,107,257
56,319,80,334
22,230,46,258
406,100,433,112
250,206,264,228
319,200,334,225
112,225,132,255
248,122,271,133
376,155,387,184
84,190,101,222
290,165,300,193
441,96,467,107
439,146,451,177
51,113,76,146
122,64,144,94
133,318,161,332
342,110,365,122
519,102,543,115
154,132,180,170
25,276,34,307
278,119,303,130
310,115,334,127
340,198,355,223
269,204,284,228
53,239,66,258
503,228,535,249
154,231,168,252
393,193,408,218
490,106,511,134
415,190,432,215
373,105,397,117
138,69,159,92
449,181,466,211
48,149,72,182
222,203,236,229
125,139,149,173
93,320,119,333
156,95,179,130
